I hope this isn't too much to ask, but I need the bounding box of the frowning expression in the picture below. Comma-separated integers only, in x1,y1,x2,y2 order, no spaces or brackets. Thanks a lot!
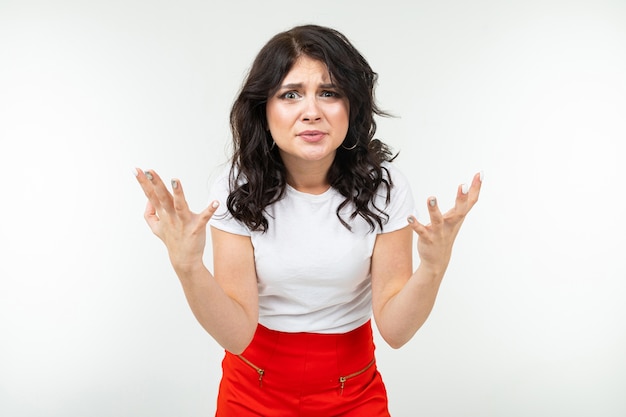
266,56,350,170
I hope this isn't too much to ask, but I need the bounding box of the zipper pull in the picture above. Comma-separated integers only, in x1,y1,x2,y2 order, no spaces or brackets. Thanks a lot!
257,369,265,387
339,376,347,395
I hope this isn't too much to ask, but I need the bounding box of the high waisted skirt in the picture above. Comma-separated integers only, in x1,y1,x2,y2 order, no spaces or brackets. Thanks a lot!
215,320,390,416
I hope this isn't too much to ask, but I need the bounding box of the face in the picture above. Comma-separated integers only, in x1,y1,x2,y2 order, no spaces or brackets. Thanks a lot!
266,56,350,172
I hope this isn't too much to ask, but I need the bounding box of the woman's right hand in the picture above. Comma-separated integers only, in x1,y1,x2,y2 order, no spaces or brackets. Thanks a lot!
134,168,220,273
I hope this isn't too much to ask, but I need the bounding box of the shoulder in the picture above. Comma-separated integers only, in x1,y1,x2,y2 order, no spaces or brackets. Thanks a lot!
380,161,411,192
208,163,252,237
376,162,416,232
208,163,232,191
381,160,405,177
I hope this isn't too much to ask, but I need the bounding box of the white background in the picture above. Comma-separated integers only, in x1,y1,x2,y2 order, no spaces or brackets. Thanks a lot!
1,0,625,416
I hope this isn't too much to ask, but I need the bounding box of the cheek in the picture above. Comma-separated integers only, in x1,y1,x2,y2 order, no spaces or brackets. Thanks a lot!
329,105,350,129
266,106,294,130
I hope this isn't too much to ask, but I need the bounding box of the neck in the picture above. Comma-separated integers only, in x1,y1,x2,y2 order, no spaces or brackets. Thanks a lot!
283,160,333,195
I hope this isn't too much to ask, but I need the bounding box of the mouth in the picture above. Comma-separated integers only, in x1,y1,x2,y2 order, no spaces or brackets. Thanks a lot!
298,131,326,143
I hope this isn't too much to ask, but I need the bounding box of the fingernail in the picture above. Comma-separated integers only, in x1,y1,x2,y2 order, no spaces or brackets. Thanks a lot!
211,201,220,209
144,171,153,181
479,171,484,182
429,198,437,207
133,168,140,177
461,184,469,195
407,216,414,224
171,179,178,189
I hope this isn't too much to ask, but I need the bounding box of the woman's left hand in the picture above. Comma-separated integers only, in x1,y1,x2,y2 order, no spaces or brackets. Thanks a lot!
407,172,483,275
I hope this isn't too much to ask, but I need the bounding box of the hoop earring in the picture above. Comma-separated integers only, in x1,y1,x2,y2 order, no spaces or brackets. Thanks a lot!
341,139,358,150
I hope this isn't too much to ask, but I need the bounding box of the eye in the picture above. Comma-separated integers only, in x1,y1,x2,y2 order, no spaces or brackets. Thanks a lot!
320,90,340,98
279,91,300,100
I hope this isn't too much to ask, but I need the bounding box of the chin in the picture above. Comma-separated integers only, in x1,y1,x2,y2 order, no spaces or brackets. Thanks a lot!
300,149,336,162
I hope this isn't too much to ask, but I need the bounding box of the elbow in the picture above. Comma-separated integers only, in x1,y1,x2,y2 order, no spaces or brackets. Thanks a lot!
224,330,256,355
213,322,257,355
383,334,410,350
378,320,424,349
223,337,253,355
389,341,407,350
227,346,247,355
377,323,412,349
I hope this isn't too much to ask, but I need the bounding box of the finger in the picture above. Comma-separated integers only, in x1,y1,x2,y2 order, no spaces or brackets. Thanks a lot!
143,201,160,230
456,182,469,201
454,171,483,211
198,200,221,226
170,178,191,215
144,169,174,213
468,171,483,204
407,214,434,241
135,167,161,209
134,168,154,199
426,196,444,226
448,183,472,222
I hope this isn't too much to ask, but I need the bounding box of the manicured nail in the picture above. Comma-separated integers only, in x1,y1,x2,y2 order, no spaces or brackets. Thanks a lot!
461,184,469,195
211,201,220,209
171,179,178,189
407,216,414,224
479,171,484,182
429,198,437,207
133,168,140,177
144,171,153,181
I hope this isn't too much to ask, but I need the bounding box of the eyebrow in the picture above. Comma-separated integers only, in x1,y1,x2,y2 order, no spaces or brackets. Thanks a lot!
279,83,337,89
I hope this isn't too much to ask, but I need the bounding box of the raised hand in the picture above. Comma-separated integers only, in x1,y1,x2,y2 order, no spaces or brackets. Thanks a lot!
134,168,220,272
407,172,483,275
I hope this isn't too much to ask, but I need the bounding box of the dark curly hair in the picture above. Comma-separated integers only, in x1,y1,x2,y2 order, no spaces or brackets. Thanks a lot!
227,24,396,232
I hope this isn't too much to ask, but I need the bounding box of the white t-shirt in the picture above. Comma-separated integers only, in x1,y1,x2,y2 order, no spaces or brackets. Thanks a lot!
208,162,416,334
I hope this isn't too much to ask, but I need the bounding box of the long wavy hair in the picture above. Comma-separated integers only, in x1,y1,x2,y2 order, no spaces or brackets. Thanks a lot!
227,24,396,232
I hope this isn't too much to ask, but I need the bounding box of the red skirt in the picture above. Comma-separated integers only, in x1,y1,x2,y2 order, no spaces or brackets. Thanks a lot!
215,320,390,416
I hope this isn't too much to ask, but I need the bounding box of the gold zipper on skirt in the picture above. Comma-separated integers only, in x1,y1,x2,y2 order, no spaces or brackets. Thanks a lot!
237,354,375,394
237,354,265,387
338,358,375,395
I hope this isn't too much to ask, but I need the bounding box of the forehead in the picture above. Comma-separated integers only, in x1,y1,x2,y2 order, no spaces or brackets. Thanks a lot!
282,56,331,82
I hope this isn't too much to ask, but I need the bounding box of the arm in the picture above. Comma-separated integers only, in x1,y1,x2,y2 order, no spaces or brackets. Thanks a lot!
371,172,482,349
135,168,258,354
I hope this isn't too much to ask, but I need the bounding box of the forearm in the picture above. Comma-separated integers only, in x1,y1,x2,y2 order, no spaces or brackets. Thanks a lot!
174,264,258,354
376,265,445,349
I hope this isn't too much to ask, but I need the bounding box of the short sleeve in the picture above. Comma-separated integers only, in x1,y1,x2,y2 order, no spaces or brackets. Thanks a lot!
208,167,251,236
377,162,417,234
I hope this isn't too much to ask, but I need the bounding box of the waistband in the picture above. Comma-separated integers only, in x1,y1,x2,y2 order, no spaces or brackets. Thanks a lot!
228,320,377,390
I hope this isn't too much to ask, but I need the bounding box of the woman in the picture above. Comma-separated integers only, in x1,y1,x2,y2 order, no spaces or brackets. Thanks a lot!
135,24,481,416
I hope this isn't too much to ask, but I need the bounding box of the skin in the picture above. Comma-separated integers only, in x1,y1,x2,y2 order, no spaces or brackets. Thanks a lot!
266,56,350,194
372,175,482,348
135,56,482,354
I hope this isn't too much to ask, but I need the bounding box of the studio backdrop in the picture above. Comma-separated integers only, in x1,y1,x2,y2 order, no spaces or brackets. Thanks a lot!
1,1,625,416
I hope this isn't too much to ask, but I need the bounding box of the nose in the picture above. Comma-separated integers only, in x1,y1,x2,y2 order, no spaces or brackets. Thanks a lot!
301,97,322,122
